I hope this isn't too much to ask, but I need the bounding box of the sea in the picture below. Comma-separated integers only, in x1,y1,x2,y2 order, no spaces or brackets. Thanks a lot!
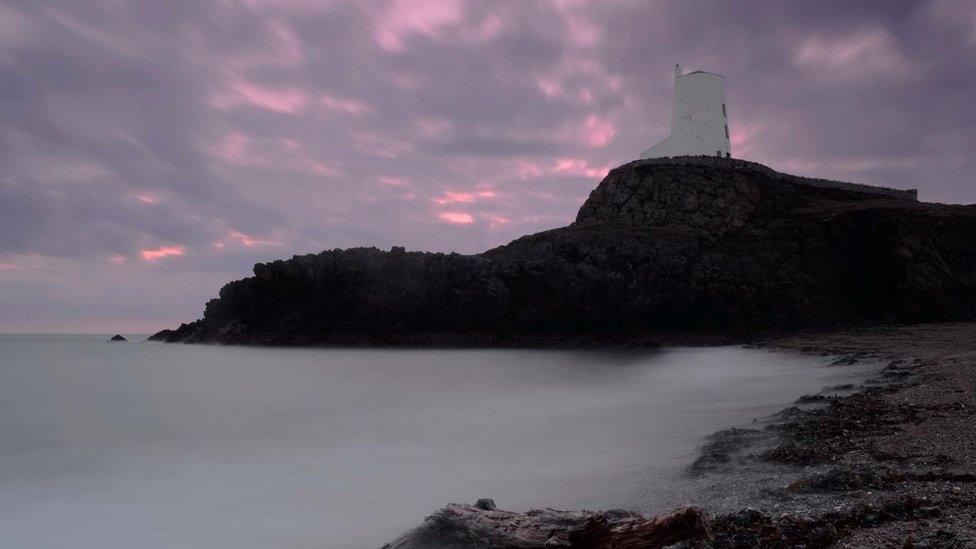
0,334,877,548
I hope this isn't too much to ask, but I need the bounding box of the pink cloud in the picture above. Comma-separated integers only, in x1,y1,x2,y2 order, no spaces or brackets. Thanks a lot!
228,0,338,12
221,20,305,70
520,214,560,224
536,75,564,99
510,156,609,181
352,132,412,158
213,74,308,114
437,212,474,224
212,231,281,250
777,158,820,174
584,115,615,148
131,192,159,205
45,7,135,57
433,190,496,205
416,117,452,137
109,255,127,265
532,50,624,109
213,132,344,177
321,94,371,115
516,160,545,180
552,1,599,48
486,215,509,229
391,72,420,90
32,158,113,185
279,137,301,149
469,13,502,42
264,20,305,66
215,132,250,164
229,231,280,248
140,246,184,261
314,162,341,177
372,0,463,52
553,157,609,179
794,28,910,77
377,176,410,187
730,122,763,158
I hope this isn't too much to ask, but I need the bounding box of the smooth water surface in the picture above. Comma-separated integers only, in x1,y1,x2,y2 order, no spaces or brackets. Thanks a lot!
0,335,875,548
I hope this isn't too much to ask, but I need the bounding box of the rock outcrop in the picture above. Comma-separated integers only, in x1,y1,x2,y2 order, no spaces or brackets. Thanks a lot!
151,157,976,345
382,495,941,549
381,501,712,549
109,334,127,342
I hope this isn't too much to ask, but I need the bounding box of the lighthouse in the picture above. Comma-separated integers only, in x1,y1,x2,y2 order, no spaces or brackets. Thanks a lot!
641,65,731,159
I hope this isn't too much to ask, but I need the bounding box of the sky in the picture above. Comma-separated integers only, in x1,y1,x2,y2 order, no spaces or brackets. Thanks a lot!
1,0,975,333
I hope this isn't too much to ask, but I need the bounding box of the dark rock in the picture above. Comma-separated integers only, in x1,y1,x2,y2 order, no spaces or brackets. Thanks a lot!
689,427,766,474
147,322,202,343
760,441,824,465
918,506,941,518
473,498,496,511
796,394,832,404
762,390,925,466
787,466,904,493
109,334,127,342
381,502,712,549
151,157,976,345
709,494,932,548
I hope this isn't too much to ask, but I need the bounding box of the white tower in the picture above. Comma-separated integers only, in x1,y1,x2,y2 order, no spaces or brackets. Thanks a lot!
641,65,731,159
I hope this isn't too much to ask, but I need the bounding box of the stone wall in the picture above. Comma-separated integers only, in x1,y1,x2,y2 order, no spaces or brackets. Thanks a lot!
574,157,762,238
630,156,918,201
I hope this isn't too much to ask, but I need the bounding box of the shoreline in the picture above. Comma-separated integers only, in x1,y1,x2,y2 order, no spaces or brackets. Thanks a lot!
146,324,878,349
384,322,976,547
675,322,976,547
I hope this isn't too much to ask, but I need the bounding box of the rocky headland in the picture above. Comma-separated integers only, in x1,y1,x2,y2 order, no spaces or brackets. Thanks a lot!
150,156,976,345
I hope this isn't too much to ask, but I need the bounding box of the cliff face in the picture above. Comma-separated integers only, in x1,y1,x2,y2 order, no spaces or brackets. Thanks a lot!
151,158,976,345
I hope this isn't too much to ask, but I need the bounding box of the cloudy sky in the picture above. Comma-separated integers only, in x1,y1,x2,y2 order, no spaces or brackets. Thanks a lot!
1,0,974,332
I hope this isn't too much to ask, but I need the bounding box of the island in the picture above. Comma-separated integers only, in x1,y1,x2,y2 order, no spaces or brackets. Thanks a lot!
150,156,975,346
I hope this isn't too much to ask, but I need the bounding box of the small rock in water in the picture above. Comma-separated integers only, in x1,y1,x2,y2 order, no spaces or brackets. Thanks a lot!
109,334,127,342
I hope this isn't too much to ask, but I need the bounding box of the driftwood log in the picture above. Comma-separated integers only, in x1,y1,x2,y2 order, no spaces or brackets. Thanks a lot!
382,499,712,548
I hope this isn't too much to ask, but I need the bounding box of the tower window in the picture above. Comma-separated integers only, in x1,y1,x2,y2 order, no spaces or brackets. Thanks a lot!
722,104,727,117
725,125,729,138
